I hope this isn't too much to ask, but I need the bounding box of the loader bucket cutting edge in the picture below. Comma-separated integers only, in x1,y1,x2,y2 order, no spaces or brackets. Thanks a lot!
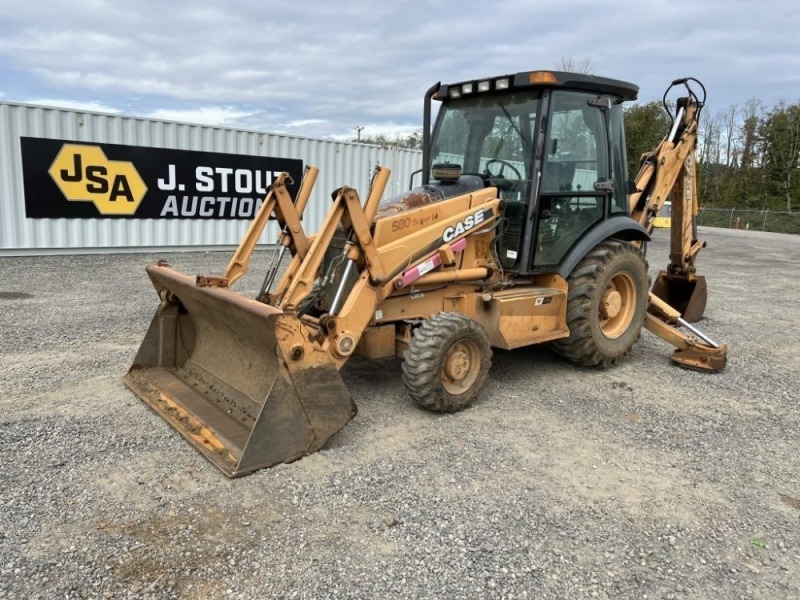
123,265,356,478
651,271,708,323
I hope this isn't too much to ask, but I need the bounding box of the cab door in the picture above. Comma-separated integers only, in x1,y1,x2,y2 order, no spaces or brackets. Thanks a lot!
531,90,613,268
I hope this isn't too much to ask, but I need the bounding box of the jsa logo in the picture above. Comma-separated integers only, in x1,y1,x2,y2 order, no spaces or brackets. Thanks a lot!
442,208,491,242
49,145,148,215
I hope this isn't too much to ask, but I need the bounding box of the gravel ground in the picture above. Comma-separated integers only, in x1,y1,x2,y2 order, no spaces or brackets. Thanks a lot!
1,227,799,600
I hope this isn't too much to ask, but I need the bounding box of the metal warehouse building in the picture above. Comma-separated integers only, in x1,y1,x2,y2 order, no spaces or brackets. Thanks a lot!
0,101,422,255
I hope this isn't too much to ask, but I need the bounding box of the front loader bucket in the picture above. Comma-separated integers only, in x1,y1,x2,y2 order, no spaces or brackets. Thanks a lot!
123,265,356,477
651,271,707,323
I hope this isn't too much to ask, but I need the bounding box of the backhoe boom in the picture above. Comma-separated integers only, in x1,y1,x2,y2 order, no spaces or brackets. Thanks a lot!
630,77,709,322
628,77,726,370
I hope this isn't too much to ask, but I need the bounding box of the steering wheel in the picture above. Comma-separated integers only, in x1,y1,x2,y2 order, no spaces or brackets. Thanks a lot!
484,159,523,181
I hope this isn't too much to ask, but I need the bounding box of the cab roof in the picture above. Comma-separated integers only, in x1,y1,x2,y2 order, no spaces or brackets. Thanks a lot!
438,70,639,103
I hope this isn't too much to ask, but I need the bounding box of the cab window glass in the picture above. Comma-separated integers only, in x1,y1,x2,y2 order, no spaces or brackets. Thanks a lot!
534,91,609,268
541,91,609,193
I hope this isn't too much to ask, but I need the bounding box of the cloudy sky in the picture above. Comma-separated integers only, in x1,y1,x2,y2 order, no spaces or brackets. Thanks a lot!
1,0,798,139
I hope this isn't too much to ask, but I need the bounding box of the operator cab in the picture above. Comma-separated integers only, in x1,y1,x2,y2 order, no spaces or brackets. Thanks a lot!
423,70,638,274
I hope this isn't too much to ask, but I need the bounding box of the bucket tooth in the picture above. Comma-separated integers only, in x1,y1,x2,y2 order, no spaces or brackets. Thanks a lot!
123,264,356,477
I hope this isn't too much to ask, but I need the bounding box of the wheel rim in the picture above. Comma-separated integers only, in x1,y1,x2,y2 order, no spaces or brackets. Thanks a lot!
442,339,481,395
599,271,636,339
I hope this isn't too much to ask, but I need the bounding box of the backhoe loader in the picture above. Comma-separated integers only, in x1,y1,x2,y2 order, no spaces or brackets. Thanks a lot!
124,71,727,477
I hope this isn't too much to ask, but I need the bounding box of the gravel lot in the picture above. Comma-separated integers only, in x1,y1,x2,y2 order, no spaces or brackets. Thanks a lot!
1,227,799,600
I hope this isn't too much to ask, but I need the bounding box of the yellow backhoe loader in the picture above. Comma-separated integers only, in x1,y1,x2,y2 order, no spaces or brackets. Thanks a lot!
124,71,727,477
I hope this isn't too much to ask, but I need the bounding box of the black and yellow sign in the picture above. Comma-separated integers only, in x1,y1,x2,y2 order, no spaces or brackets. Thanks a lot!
21,137,303,219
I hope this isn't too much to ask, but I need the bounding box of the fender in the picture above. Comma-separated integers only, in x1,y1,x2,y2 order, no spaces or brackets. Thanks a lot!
557,215,650,279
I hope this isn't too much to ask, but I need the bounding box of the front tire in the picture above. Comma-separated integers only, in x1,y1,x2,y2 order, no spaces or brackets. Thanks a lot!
401,313,492,413
551,239,648,367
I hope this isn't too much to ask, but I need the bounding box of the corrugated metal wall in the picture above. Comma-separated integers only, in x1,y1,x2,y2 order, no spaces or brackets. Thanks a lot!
0,101,422,254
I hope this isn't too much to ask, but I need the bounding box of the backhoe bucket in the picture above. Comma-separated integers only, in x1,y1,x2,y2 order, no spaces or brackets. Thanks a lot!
651,271,707,323
123,264,356,477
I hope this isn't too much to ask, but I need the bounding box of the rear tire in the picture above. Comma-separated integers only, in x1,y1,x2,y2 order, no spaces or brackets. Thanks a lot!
551,240,648,367
402,313,492,413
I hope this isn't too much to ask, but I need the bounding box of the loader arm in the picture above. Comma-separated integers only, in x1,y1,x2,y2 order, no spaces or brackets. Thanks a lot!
272,168,503,368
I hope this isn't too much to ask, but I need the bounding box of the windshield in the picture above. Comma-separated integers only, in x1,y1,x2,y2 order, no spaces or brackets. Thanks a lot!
431,91,540,194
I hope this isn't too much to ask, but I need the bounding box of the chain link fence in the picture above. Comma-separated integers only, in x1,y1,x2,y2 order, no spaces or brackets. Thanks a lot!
697,208,800,234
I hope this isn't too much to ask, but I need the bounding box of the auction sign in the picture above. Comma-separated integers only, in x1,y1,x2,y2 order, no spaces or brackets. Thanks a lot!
21,137,303,219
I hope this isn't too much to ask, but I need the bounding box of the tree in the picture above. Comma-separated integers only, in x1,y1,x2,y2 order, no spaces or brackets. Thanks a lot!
721,103,739,169
557,56,594,74
622,101,671,180
739,99,763,169
698,110,726,202
734,98,765,208
760,101,800,212
352,130,423,149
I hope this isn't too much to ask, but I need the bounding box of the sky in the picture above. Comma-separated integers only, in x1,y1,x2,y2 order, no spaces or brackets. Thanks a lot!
1,0,798,140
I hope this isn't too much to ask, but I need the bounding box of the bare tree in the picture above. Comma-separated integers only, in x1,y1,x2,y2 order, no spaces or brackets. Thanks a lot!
736,98,764,208
557,56,594,74
699,110,723,198
721,103,739,169
739,98,763,169
699,110,720,164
